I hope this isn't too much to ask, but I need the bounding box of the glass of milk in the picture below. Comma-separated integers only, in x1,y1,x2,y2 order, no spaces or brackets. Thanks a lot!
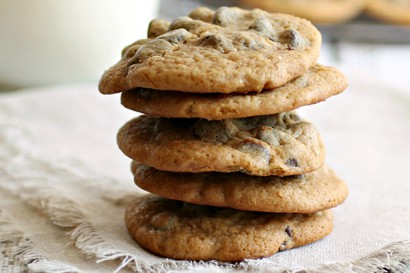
0,0,159,89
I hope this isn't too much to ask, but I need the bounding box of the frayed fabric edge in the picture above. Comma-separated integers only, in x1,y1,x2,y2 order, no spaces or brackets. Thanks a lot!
0,210,82,273
312,240,410,273
111,240,410,273
0,178,145,273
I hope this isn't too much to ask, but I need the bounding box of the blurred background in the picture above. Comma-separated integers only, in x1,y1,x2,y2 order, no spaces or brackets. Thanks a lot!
1,0,409,91
0,0,160,91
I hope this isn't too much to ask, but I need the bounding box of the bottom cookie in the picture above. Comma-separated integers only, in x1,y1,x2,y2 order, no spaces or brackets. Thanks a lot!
125,195,333,262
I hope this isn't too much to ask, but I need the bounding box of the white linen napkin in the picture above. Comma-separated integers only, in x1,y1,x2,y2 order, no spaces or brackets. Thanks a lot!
0,77,409,272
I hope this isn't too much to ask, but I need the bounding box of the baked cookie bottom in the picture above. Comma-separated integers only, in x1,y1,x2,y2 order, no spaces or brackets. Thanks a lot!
125,195,334,261
131,163,348,213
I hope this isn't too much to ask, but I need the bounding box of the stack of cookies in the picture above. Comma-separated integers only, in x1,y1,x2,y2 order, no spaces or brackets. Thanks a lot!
99,6,348,262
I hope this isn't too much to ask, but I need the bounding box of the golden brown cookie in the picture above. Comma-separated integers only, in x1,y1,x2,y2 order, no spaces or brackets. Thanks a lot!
366,0,410,25
131,163,348,213
241,0,367,24
121,64,347,120
99,6,321,94
125,195,334,261
117,112,325,176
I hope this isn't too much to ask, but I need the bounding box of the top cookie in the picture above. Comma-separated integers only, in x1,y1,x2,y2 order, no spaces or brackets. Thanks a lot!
99,6,322,94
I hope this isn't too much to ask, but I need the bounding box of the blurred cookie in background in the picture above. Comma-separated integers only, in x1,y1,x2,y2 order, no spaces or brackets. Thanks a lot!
240,0,368,24
366,0,410,25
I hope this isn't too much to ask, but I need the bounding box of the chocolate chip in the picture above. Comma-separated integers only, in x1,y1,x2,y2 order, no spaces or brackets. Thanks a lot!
198,33,233,53
285,226,293,237
237,139,266,153
248,16,276,41
249,16,269,32
233,115,281,131
254,126,280,146
132,39,173,63
280,29,304,49
212,7,237,27
193,119,238,144
188,7,214,23
168,16,201,32
147,19,170,38
122,39,150,58
212,15,223,26
200,34,223,47
237,139,271,164
285,158,299,167
157,29,192,44
232,35,260,49
232,116,260,131
275,112,301,129
283,111,301,123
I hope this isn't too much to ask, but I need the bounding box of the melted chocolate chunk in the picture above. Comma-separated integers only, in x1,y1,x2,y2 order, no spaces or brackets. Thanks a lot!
285,226,293,237
237,139,271,164
157,29,192,44
285,158,299,167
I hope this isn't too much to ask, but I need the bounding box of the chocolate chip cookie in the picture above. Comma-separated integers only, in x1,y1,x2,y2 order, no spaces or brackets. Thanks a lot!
125,194,334,261
99,6,321,94
131,163,348,213
121,64,347,120
117,112,325,176
366,0,410,25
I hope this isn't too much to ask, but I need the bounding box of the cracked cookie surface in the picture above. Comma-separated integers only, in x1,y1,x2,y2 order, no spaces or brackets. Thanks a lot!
131,163,348,213
125,194,333,261
117,112,325,176
99,6,321,94
121,64,347,120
